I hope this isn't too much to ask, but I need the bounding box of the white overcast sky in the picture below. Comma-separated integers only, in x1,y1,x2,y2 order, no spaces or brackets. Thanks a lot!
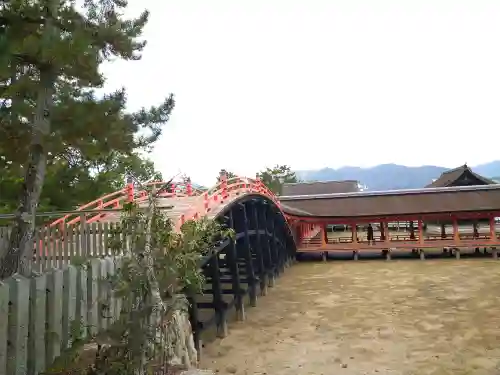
100,0,500,186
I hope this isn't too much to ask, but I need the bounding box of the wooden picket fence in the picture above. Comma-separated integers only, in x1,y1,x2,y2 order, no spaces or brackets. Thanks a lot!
0,256,122,375
0,221,125,274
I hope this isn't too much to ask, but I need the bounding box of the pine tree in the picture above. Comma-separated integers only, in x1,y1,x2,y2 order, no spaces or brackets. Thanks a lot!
257,165,298,195
0,0,174,278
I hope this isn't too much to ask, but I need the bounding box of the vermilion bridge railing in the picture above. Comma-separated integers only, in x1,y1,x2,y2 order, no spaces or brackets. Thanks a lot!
23,175,319,261
0,174,322,268
48,176,283,230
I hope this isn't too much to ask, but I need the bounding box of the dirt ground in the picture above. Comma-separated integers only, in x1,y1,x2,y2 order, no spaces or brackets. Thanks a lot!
200,260,500,375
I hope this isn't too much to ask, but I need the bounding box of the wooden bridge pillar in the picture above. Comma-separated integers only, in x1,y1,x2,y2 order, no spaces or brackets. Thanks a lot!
228,211,245,321
210,254,228,338
260,204,275,288
252,202,268,297
242,205,257,307
270,216,284,275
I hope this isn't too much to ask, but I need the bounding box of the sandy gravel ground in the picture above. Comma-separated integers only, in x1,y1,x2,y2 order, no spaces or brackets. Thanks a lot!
200,260,500,375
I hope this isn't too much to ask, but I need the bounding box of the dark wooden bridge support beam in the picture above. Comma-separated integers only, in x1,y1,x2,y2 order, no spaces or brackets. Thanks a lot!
287,225,297,266
260,203,276,288
210,253,228,338
186,197,296,357
242,205,258,307
271,216,284,275
252,202,268,296
228,211,245,321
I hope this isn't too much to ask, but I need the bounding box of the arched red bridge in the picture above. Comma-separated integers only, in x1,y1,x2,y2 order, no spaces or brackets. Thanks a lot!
20,172,500,362
45,174,500,262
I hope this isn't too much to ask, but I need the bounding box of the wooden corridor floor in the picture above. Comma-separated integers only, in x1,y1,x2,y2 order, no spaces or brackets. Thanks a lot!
200,260,500,375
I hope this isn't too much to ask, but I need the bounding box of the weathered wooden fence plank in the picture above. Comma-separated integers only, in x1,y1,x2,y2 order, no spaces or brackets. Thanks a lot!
62,266,77,349
28,274,47,375
105,258,116,323
87,259,100,337
75,266,88,340
114,257,123,321
46,269,63,366
97,222,103,257
0,281,9,375
98,259,108,331
7,275,30,375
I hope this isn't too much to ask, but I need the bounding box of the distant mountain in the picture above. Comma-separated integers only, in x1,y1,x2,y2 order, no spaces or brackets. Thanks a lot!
296,161,500,191
473,161,500,177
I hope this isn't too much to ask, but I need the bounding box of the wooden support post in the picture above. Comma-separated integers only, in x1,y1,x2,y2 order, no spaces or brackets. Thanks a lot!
321,224,328,247
489,217,496,241
419,249,425,260
455,248,461,259
473,220,479,238
287,229,294,267
353,251,359,261
242,205,257,307
384,221,390,244
441,223,446,239
260,204,275,288
409,221,415,240
322,251,327,262
252,202,267,296
453,217,460,244
418,219,424,245
228,211,245,321
270,216,283,275
351,223,358,244
380,222,385,241
210,254,228,338
492,247,498,259
281,226,289,268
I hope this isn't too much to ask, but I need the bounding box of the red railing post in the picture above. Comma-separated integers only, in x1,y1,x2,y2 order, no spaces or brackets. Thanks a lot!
219,170,228,199
204,192,209,212
186,182,193,196
254,173,260,193
126,177,134,202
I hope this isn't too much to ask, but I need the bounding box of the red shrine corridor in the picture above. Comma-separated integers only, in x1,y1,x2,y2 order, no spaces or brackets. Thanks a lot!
200,260,500,375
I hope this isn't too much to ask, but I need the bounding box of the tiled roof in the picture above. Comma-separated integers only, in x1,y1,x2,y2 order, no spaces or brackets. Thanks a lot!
426,164,495,188
282,180,360,196
280,185,500,219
